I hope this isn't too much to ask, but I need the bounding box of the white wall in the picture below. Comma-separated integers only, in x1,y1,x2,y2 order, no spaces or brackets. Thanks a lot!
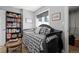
69,11,79,37
0,10,6,46
0,6,21,13
23,9,35,29
34,6,69,53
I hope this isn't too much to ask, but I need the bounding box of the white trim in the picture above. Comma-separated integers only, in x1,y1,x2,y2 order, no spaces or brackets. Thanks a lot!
36,8,50,15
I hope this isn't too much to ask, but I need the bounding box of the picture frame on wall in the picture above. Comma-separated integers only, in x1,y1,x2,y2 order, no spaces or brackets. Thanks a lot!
52,12,61,21
25,18,32,23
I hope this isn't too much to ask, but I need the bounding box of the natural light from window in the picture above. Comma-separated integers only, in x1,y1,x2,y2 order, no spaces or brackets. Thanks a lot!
36,11,49,27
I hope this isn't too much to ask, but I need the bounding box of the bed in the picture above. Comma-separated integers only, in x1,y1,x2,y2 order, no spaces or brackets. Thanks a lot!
23,24,63,53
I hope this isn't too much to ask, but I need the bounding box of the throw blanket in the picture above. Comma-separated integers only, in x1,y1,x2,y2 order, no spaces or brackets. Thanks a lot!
23,31,58,53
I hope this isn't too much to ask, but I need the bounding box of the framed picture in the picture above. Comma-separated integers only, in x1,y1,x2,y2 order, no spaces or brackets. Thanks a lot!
25,18,32,23
52,12,61,21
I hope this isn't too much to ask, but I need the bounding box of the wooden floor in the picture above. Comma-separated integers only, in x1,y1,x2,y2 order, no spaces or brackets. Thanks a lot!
69,36,79,53
0,44,28,53
1,36,79,53
69,45,79,53
0,46,6,53
22,44,28,53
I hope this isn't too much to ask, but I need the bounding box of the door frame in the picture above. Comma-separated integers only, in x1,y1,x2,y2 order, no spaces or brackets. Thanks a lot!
64,6,69,53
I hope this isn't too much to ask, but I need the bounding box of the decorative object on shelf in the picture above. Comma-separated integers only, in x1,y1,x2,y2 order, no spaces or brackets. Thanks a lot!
52,12,61,21
7,33,11,39
12,34,17,38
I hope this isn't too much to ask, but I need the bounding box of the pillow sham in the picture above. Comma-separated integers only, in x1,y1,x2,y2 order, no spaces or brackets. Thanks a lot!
45,28,51,35
39,27,46,35
39,27,51,35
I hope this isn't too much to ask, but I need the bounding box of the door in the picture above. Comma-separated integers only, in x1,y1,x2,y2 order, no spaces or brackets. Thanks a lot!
0,10,6,46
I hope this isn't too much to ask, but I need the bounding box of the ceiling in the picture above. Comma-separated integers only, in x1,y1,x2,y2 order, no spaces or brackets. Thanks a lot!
69,6,79,11
14,6,42,12
15,6,79,12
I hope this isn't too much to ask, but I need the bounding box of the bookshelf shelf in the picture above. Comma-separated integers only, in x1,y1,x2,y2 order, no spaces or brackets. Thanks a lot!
6,11,22,41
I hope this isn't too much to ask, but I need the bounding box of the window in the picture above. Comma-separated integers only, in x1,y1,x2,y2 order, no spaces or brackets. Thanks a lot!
44,16,49,22
36,11,49,27
39,18,42,22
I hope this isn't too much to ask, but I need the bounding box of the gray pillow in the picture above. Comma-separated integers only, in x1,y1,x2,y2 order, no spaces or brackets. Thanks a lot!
45,28,51,35
35,27,41,34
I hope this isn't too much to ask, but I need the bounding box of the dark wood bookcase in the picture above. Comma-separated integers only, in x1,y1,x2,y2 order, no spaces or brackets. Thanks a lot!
6,11,22,41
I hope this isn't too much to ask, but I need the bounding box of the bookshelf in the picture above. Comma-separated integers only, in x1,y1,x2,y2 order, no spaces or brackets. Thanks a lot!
6,11,22,41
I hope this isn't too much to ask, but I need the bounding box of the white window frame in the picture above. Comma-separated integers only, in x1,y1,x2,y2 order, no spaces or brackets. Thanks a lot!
35,9,50,27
